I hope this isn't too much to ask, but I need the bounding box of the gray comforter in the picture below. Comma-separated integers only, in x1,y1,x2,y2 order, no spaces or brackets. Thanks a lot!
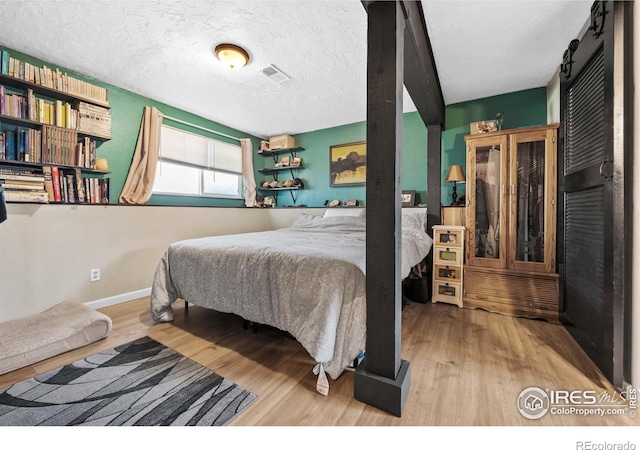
150,213,433,379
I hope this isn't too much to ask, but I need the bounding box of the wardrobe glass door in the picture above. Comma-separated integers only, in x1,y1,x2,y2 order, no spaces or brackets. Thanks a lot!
509,129,557,273
466,135,508,269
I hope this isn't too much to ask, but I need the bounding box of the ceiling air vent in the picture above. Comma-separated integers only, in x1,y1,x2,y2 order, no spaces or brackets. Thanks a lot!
261,64,290,84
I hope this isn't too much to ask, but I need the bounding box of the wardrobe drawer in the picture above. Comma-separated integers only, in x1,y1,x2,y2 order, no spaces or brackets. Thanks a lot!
434,264,462,283
432,280,462,306
434,228,463,248
434,247,462,265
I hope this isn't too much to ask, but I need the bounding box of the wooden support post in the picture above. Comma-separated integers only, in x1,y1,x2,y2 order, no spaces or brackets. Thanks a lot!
426,123,442,298
354,1,410,417
427,123,442,232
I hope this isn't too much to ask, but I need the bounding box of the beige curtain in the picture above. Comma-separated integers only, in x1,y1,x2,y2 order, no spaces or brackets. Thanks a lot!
241,138,257,207
118,106,162,205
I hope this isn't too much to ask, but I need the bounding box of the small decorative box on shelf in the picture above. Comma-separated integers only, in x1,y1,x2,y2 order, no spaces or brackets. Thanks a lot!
431,225,465,308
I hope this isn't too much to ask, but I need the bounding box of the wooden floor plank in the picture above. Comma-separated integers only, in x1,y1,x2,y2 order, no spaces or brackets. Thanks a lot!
0,297,636,427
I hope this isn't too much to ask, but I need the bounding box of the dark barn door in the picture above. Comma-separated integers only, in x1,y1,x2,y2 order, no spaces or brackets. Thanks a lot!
558,1,631,389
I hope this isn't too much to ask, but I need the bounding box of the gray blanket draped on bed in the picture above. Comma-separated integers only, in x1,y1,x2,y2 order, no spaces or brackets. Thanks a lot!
150,213,432,380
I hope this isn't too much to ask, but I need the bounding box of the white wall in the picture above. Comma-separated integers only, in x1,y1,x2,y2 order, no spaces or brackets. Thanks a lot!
546,67,560,124
0,203,323,323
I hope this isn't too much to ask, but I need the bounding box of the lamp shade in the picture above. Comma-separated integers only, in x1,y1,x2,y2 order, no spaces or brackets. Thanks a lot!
444,165,466,183
214,43,250,70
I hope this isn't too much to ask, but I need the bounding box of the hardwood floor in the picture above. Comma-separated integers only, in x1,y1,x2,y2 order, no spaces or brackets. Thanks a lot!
1,297,636,427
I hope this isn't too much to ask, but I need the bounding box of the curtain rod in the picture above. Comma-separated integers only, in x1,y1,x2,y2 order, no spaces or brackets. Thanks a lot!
159,113,243,142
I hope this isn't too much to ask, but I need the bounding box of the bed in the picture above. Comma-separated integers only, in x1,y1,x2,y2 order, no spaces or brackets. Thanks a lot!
150,209,432,393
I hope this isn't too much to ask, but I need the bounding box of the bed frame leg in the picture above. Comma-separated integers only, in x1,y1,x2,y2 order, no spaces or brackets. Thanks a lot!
185,301,189,312
242,320,259,333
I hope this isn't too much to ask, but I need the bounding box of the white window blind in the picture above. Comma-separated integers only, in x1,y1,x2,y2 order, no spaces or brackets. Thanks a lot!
160,125,242,175
153,125,242,199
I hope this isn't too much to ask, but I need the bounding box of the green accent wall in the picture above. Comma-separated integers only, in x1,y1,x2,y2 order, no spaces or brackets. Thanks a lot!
0,46,262,207
440,88,548,205
264,88,546,209
2,44,547,210
263,111,428,208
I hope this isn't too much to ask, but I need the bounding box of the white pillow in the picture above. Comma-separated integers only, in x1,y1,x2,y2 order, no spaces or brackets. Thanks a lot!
323,208,366,218
402,208,427,231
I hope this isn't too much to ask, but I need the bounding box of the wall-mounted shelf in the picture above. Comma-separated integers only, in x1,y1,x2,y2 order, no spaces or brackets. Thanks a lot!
257,146,305,158
0,73,110,109
258,164,304,179
0,159,110,204
0,158,110,175
0,54,112,205
258,146,305,206
0,113,111,142
257,186,302,203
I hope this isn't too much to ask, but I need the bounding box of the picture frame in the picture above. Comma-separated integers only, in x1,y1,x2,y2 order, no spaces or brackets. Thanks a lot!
330,141,366,186
470,120,498,134
401,190,416,207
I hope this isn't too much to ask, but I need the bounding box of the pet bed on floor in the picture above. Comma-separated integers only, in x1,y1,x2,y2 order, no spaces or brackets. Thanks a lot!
0,300,112,375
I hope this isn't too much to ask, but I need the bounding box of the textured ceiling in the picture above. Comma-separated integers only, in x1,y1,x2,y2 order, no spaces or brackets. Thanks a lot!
0,1,592,138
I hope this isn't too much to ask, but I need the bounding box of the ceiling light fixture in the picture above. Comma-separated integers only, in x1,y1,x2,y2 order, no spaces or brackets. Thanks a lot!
214,43,250,70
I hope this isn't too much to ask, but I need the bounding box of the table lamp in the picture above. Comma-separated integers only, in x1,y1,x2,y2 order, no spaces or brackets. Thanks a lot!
444,165,465,205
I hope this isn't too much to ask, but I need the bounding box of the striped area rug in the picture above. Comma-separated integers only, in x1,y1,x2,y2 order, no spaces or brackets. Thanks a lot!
0,336,257,426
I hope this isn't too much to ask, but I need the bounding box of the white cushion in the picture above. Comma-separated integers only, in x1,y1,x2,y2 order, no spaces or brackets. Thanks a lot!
323,208,366,218
0,300,112,375
402,208,427,231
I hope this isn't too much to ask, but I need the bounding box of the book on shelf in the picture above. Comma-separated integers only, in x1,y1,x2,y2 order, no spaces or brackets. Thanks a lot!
4,130,16,160
77,102,111,137
74,168,85,203
0,179,44,190
0,167,45,183
1,50,8,76
27,88,35,121
41,166,55,202
2,49,108,104
65,172,75,203
99,178,109,204
50,166,61,202
3,189,48,203
55,100,63,127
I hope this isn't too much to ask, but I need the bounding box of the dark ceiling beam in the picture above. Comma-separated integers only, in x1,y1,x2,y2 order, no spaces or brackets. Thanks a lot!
401,0,445,127
363,1,446,127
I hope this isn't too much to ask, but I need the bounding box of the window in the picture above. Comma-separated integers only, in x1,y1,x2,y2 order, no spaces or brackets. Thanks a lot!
152,125,243,198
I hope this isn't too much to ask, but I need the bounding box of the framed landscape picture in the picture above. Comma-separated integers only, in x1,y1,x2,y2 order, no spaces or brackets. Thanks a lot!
330,141,366,186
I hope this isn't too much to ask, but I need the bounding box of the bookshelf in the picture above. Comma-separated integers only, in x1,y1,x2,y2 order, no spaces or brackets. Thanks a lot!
0,49,111,204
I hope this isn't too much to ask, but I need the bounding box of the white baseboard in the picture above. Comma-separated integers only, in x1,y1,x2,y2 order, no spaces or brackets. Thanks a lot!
85,288,152,310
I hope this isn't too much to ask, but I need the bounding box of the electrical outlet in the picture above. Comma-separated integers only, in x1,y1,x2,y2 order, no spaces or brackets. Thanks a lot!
90,268,100,282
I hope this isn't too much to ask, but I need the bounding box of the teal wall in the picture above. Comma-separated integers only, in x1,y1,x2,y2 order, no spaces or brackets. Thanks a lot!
440,88,548,205
0,46,262,207
3,45,547,210
264,88,547,209
263,111,428,208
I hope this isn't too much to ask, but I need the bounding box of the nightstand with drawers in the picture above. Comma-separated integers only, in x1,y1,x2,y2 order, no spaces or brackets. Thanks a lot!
431,225,465,308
